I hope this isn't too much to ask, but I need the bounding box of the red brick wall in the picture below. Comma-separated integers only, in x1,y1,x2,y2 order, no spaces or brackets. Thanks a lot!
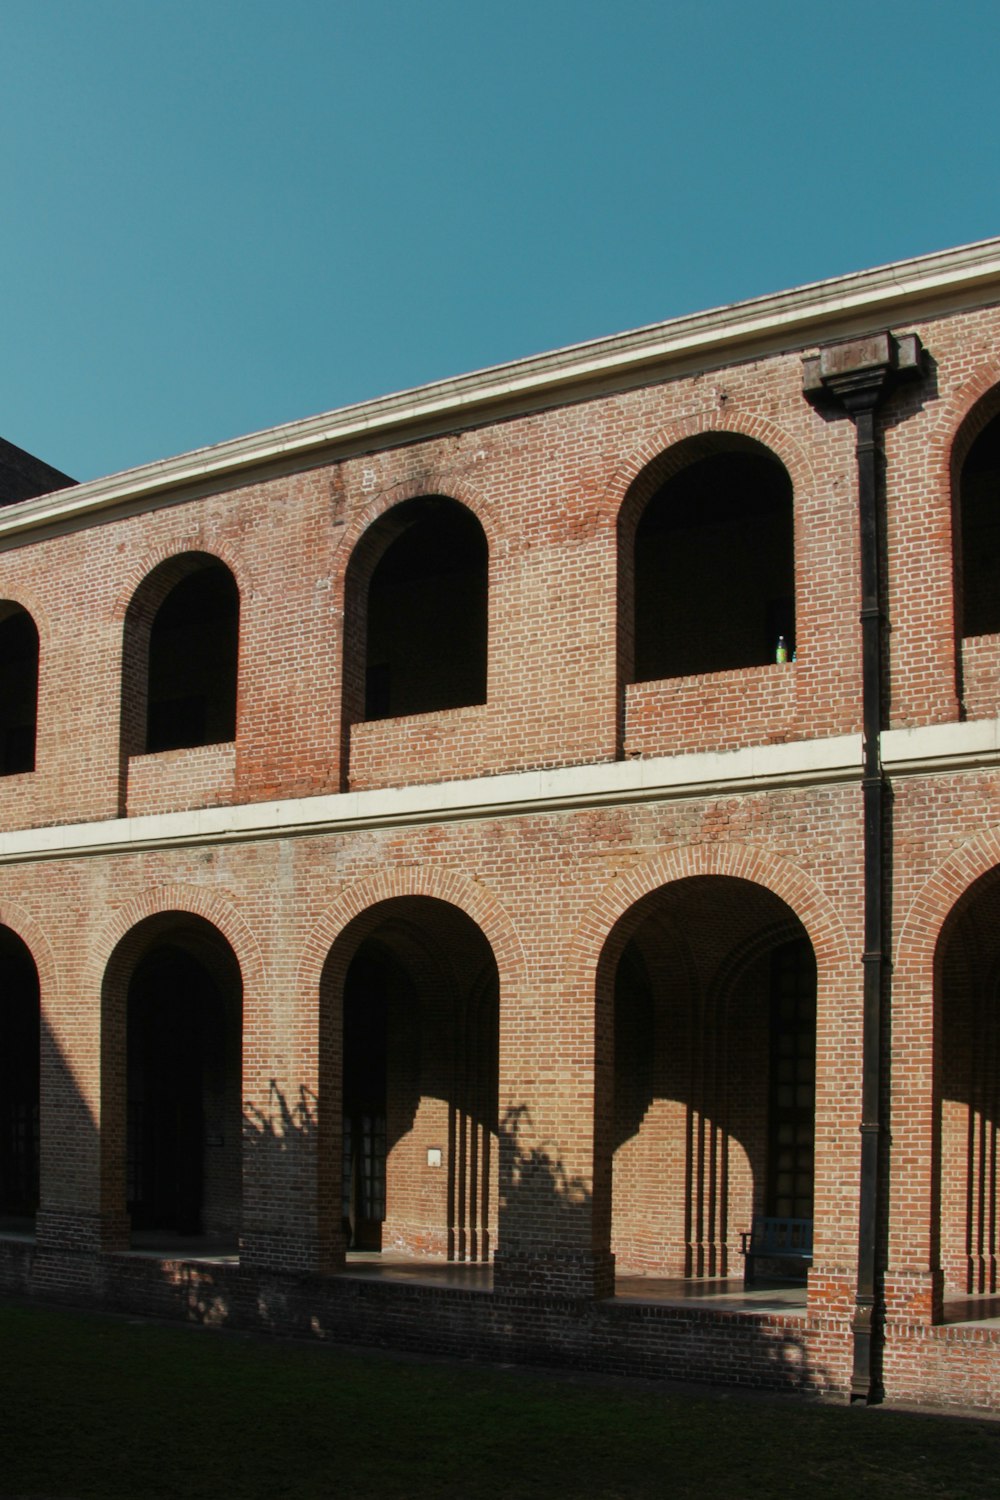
3,292,1000,1405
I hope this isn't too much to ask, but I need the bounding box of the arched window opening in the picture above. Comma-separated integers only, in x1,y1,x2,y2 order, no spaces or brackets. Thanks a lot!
605,877,815,1289
362,498,487,720
633,447,794,682
0,607,39,775
126,933,241,1243
0,928,40,1226
957,410,1000,639
145,564,239,752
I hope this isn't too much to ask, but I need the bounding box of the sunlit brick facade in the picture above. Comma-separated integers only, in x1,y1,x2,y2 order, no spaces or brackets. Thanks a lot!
3,240,1000,1406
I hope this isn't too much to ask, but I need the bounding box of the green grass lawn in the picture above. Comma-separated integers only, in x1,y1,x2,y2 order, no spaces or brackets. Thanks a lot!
2,1300,998,1499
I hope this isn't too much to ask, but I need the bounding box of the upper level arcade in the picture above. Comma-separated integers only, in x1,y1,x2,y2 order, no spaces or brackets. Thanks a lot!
1,239,1000,833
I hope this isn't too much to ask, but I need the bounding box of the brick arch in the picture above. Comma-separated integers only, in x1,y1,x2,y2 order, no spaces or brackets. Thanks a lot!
297,865,525,999
890,830,1000,1298
91,884,265,998
332,476,500,590
582,845,841,1279
928,354,1000,491
598,409,815,530
297,866,521,1269
608,414,807,696
0,590,51,654
930,360,1000,671
116,547,244,772
336,484,495,753
94,886,258,1249
894,829,1000,985
0,595,45,778
571,841,849,989
0,898,59,1015
111,541,250,625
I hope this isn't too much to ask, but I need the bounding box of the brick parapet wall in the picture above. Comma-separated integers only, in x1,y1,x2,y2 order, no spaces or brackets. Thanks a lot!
349,703,493,791
959,634,1000,720
125,741,236,817
624,662,798,758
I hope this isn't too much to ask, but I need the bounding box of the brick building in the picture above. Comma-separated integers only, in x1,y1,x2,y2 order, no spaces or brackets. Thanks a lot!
3,238,1000,1406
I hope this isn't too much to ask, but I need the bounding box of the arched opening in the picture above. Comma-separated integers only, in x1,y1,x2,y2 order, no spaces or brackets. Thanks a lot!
601,876,815,1288
116,915,242,1248
935,866,1000,1312
956,406,1000,640
347,497,488,723
626,439,795,683
323,896,498,1263
0,604,39,776
0,928,39,1230
121,555,239,759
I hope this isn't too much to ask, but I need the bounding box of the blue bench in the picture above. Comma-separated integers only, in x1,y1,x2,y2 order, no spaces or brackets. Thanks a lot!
740,1216,812,1285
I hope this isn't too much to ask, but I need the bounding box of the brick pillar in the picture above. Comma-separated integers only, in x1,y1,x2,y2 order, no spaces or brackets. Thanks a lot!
240,968,345,1275
37,973,127,1262
492,972,614,1299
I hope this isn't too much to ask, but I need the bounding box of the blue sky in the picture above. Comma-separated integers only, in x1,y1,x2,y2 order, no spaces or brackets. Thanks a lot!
3,0,998,482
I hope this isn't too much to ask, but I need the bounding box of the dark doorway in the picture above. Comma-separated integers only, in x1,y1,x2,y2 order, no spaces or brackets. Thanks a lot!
342,949,389,1249
0,929,39,1222
127,943,238,1237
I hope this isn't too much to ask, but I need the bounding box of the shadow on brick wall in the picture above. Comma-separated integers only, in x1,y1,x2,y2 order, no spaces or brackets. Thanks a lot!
6,1050,836,1396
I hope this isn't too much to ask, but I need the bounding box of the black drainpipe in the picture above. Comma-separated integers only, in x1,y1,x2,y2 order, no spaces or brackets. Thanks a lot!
804,333,923,1404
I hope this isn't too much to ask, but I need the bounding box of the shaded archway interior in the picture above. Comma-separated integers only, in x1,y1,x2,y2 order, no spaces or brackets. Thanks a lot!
957,408,1000,639
330,896,498,1262
0,927,39,1228
125,916,242,1246
936,864,1000,1302
120,555,240,766
632,444,795,682
145,564,240,752
0,606,39,776
361,497,488,720
607,875,815,1283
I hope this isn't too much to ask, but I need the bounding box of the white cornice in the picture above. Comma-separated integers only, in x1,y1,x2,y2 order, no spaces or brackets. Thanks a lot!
0,720,997,866
3,237,1000,544
0,735,864,864
881,718,1000,773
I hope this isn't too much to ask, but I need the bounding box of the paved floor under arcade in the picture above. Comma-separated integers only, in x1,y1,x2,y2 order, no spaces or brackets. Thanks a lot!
341,1251,811,1315
337,1258,1000,1323
10,1221,1000,1327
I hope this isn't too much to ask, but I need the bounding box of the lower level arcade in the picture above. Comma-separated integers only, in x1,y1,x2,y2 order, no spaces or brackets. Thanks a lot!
1,825,1000,1408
